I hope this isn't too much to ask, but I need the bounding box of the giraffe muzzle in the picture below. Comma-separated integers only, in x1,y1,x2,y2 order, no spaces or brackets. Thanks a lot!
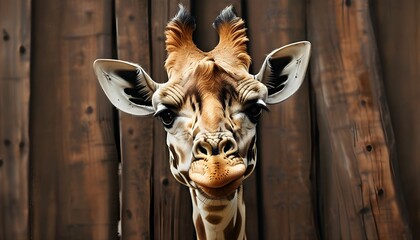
189,133,246,198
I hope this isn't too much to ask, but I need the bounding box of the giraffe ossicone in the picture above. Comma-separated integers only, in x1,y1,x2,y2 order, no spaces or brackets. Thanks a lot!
94,5,310,240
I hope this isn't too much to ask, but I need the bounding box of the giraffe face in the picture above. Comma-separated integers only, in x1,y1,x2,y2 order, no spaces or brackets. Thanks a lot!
93,6,311,199
151,60,267,198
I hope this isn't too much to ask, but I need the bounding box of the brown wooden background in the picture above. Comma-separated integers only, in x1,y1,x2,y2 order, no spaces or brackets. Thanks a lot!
0,0,419,239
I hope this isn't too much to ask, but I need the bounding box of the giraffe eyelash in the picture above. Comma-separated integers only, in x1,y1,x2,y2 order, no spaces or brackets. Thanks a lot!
243,99,269,123
154,104,178,128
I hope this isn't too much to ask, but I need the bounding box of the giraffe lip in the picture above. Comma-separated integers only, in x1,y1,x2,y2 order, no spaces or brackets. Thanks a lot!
188,156,246,188
189,155,246,198
195,177,243,199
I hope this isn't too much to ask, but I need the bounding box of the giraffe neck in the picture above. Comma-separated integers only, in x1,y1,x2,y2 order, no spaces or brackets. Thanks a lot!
190,185,246,240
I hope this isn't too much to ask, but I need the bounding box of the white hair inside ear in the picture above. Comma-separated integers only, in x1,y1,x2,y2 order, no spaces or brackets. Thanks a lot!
93,59,161,116
255,41,311,104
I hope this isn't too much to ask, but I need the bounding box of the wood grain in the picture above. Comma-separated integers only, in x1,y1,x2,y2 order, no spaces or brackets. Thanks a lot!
247,0,317,239
0,0,31,239
115,0,153,239
30,0,119,239
372,0,420,238
308,0,411,238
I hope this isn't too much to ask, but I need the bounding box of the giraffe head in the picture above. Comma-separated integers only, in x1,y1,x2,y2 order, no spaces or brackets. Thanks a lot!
93,6,310,200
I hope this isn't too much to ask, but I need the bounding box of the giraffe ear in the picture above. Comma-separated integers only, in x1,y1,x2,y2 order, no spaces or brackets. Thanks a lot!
255,41,311,104
93,59,160,115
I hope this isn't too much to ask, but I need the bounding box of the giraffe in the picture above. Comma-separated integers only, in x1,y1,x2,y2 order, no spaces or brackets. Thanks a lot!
93,5,310,240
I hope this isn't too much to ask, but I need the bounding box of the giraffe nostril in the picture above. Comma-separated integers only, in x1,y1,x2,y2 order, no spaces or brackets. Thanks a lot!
197,144,208,155
223,141,233,154
222,139,237,155
194,134,238,158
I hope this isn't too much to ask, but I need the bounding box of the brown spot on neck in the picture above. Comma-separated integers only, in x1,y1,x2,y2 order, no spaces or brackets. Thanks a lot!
227,190,236,201
169,144,179,168
224,208,243,239
195,215,207,240
205,214,223,225
204,204,227,212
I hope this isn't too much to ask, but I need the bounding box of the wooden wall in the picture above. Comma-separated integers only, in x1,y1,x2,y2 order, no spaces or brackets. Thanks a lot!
0,0,418,239
30,0,119,239
0,0,30,239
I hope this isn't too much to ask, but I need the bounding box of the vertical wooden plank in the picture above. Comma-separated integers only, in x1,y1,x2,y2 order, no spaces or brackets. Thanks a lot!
0,0,30,239
246,0,317,239
150,1,195,239
372,0,420,237
115,0,153,239
30,0,119,239
308,0,411,238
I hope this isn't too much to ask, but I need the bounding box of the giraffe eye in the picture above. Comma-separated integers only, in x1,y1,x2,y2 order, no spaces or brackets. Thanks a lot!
157,109,177,128
244,103,268,123
246,105,262,118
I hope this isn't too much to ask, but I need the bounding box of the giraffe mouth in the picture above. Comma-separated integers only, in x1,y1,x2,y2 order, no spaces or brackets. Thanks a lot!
189,155,246,199
195,177,244,199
